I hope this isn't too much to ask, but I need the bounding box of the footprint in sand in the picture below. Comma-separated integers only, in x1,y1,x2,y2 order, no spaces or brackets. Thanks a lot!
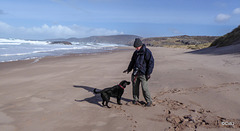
151,98,240,130
154,98,187,110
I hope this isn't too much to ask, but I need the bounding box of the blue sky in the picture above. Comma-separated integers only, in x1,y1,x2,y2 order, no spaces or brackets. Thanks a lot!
0,0,240,39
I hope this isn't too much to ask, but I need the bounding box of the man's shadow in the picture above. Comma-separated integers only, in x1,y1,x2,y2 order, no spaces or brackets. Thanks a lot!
73,85,132,107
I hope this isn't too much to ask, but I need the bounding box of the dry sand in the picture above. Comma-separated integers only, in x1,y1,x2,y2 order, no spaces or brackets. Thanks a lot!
0,46,240,131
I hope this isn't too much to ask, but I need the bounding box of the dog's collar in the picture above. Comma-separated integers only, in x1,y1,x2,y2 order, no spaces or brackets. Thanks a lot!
119,84,125,89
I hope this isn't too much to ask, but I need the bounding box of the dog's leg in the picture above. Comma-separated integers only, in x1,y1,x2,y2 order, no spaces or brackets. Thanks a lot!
106,96,111,108
102,93,111,108
101,94,106,107
102,100,105,107
117,96,122,105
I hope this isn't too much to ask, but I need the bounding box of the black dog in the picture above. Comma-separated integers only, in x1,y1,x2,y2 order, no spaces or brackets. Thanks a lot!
94,80,130,108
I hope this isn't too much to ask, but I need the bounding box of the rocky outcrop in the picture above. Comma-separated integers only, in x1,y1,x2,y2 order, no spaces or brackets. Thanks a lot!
50,41,72,45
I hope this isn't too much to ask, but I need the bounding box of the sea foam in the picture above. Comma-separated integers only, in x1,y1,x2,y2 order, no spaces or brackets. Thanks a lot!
0,38,125,62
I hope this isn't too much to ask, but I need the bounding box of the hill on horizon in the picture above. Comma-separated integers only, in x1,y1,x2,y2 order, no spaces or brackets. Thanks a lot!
47,34,226,50
47,35,141,45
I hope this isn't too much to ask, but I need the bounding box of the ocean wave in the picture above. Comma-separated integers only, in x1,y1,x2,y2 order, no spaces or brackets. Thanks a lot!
0,38,49,45
0,38,126,62
0,44,120,57
0,46,88,57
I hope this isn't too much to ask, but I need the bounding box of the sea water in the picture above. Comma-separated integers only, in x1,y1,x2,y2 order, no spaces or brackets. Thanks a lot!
0,38,126,62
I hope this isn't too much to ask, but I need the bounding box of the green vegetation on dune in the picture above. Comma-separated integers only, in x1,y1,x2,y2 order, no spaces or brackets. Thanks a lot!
210,25,240,47
141,35,218,50
162,42,212,50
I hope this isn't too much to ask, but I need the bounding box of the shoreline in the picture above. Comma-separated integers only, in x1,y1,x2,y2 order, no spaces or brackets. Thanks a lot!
0,46,133,69
0,43,129,63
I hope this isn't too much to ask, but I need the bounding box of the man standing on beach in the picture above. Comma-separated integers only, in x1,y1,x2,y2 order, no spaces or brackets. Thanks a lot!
123,38,154,107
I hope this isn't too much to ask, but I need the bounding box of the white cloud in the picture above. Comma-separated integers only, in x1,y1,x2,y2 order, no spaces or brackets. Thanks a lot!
233,8,240,14
215,14,231,23
0,21,123,39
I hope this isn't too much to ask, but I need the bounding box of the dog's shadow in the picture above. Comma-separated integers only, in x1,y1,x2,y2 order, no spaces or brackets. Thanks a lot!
73,85,132,107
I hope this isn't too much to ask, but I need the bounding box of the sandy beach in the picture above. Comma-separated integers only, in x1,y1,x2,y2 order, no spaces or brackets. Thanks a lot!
0,46,240,131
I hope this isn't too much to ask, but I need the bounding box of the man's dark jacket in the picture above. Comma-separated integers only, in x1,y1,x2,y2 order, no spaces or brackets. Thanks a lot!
127,44,154,76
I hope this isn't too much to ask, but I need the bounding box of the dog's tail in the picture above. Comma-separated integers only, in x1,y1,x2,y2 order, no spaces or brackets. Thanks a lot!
93,88,101,94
